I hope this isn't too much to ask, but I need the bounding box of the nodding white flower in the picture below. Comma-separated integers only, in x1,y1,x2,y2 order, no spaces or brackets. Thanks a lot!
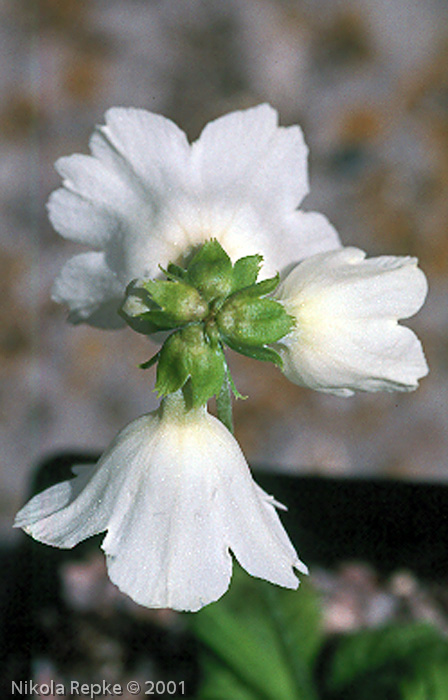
275,247,428,397
49,103,340,328
14,396,307,612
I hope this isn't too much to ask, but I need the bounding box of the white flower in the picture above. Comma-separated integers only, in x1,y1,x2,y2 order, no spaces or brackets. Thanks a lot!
275,247,428,396
49,104,340,328
14,397,307,612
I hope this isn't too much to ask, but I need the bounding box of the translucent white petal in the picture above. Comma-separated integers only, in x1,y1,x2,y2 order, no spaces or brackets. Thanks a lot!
191,103,309,212
277,248,428,395
52,252,125,328
14,404,306,612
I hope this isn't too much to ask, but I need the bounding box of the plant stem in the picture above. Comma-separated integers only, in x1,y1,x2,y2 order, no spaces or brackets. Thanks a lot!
216,370,234,434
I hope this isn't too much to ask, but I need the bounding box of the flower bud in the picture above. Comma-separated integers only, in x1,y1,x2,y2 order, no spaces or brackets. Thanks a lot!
276,247,428,395
186,239,234,302
122,277,209,333
156,324,226,406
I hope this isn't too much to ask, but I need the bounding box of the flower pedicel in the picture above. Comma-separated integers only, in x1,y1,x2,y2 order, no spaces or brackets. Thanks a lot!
15,105,428,611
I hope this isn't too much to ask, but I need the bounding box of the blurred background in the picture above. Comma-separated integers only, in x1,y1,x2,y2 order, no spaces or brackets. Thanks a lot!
1,0,448,539
2,1,448,696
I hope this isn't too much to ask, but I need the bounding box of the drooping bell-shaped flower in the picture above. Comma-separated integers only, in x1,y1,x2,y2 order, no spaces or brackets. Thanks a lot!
15,395,307,611
275,247,428,396
48,104,340,328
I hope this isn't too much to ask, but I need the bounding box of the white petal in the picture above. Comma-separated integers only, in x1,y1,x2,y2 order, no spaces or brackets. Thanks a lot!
281,320,427,396
48,105,338,328
226,481,309,585
90,107,191,198
263,211,342,277
103,409,304,610
280,248,428,318
202,416,306,588
13,418,156,547
102,420,234,611
48,154,152,248
52,252,125,328
15,403,306,612
192,103,309,213
277,248,428,395
48,187,120,249
14,467,107,548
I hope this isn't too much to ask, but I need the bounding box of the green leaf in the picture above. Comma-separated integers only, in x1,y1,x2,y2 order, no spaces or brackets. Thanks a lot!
191,565,322,700
186,239,234,302
324,622,448,700
401,662,448,700
218,296,293,347
232,254,263,292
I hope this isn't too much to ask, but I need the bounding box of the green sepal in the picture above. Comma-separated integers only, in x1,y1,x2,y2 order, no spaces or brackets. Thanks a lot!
120,306,183,334
139,351,160,370
226,363,247,400
164,262,187,281
156,324,226,406
156,330,190,396
186,239,234,302
237,272,281,298
141,279,208,323
119,282,160,334
231,254,263,293
121,276,209,334
223,336,284,368
120,311,176,335
217,296,294,347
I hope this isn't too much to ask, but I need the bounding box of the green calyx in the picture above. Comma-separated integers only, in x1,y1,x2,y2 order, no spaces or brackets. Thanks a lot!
121,239,294,407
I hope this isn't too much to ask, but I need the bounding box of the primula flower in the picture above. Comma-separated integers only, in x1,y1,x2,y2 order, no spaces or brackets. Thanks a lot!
49,104,340,328
14,396,307,612
275,247,428,396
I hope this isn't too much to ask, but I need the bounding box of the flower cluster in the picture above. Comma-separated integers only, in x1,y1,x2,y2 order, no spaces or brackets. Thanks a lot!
15,105,428,611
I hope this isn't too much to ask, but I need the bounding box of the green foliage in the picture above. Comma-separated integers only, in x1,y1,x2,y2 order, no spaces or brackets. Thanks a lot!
191,564,322,700
322,621,448,700
189,566,448,700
